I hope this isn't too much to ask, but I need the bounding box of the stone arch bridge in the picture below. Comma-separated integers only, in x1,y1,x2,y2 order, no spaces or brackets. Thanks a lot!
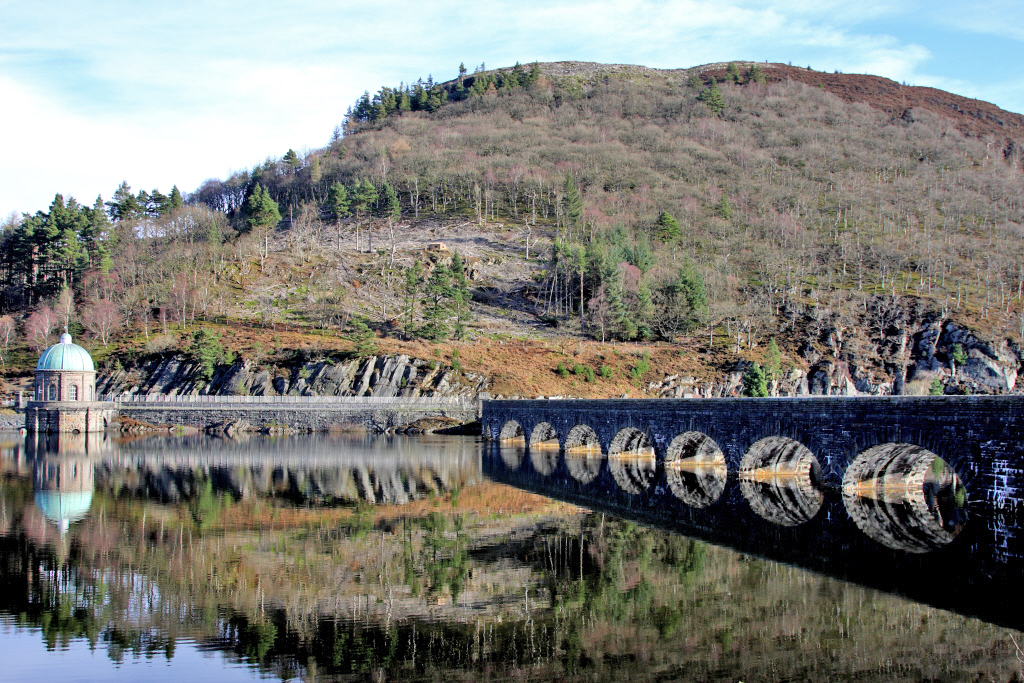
483,396,1024,513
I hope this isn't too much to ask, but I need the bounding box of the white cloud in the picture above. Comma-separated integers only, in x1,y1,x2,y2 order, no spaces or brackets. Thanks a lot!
0,0,1020,217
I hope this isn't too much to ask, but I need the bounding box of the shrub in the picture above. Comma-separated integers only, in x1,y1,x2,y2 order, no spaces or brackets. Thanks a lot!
599,365,612,379
929,377,944,395
557,362,569,378
572,363,585,375
583,367,595,383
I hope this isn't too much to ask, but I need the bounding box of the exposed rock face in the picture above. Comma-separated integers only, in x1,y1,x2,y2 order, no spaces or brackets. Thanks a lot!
98,354,490,400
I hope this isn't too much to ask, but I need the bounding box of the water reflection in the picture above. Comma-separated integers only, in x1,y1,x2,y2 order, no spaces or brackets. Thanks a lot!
1,433,1023,683
739,436,823,526
843,443,968,553
565,451,602,484
664,432,726,508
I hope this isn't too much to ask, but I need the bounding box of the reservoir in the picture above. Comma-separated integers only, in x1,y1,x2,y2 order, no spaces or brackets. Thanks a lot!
0,431,1022,681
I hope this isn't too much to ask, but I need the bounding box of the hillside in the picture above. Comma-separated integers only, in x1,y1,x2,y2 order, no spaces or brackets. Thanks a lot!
1,60,1022,401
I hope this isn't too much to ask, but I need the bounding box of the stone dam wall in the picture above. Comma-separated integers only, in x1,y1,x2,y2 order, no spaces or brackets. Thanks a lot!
114,395,479,432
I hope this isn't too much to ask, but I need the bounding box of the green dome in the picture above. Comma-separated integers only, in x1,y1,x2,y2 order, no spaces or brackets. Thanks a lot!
34,490,93,532
36,333,94,372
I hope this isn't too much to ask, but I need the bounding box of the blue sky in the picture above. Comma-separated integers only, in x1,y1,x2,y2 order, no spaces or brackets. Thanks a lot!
1,0,1022,219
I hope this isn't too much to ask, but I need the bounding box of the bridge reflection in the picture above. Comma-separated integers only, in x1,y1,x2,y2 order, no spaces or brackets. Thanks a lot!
485,433,1021,630
0,433,481,524
497,418,966,546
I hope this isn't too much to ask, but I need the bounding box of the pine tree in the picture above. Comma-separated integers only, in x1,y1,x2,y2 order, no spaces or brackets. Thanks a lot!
327,182,350,219
726,62,740,83
655,211,681,241
106,181,143,221
698,80,725,114
243,183,281,233
450,251,472,340
717,194,732,220
765,338,782,391
381,182,400,222
169,185,184,210
742,363,769,397
562,174,583,235
403,261,423,338
283,149,301,172
347,317,377,356
421,262,453,341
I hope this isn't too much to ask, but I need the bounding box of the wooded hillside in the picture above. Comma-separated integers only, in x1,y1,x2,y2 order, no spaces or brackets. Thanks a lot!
1,60,1022,397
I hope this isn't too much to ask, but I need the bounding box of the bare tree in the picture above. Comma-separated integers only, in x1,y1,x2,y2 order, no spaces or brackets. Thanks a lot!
0,315,15,366
56,288,75,331
25,306,57,351
82,299,123,345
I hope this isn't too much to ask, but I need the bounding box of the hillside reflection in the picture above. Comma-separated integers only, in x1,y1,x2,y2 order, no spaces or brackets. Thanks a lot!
0,433,1022,682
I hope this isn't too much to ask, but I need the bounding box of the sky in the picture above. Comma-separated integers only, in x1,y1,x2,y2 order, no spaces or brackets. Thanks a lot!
1,0,1022,219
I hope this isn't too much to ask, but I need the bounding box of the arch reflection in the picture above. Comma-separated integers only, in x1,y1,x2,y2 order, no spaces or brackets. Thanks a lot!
608,428,655,494
665,432,727,508
843,443,967,553
565,452,602,484
739,436,823,526
530,449,558,476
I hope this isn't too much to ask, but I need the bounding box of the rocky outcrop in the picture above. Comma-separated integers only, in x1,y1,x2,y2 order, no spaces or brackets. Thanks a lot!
98,354,490,400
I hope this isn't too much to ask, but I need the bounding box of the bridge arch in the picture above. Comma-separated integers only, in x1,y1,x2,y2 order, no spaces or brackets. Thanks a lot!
529,422,559,447
739,436,823,526
842,443,967,553
608,427,656,494
665,431,727,508
565,425,602,453
608,427,653,456
499,420,525,443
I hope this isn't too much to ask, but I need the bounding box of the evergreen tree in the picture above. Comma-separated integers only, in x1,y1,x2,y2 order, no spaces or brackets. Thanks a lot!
747,64,767,85
169,185,184,210
106,181,143,221
450,251,472,340
726,62,740,83
421,262,453,341
242,183,281,233
562,174,583,234
655,211,681,241
327,182,350,219
403,261,423,338
742,363,769,397
83,196,114,273
191,329,224,381
765,338,782,390
283,149,301,172
698,80,725,114
346,317,377,356
381,182,400,222
717,194,732,220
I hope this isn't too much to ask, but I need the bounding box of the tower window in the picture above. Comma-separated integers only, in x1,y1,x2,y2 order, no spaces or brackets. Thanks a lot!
70,385,79,401
47,384,57,400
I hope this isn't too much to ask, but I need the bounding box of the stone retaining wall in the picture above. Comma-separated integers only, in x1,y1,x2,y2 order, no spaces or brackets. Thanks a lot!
121,401,478,432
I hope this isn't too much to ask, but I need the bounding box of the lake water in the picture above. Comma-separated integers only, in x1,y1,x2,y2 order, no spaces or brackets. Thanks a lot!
1,431,1022,682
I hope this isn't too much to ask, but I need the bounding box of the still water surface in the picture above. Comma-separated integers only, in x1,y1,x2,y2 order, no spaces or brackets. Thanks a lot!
0,432,1021,682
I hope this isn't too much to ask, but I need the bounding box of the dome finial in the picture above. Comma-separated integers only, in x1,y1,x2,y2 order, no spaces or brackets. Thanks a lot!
60,332,72,345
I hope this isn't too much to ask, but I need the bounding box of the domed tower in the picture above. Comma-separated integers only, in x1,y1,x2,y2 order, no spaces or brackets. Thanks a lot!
26,333,114,433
